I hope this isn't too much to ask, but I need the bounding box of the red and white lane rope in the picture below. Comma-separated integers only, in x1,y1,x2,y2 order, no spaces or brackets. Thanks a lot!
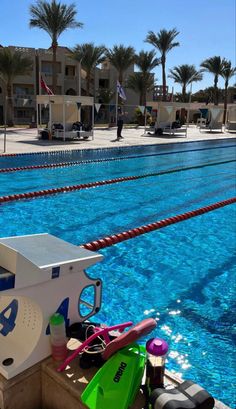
0,154,234,174
0,160,235,204
82,197,236,251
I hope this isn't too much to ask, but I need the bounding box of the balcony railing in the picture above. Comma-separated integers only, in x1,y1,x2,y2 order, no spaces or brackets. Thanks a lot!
12,95,35,107
65,75,77,80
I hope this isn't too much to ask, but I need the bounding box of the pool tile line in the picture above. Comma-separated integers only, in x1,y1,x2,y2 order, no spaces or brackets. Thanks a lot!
0,159,234,204
0,138,235,161
82,197,236,251
0,144,235,173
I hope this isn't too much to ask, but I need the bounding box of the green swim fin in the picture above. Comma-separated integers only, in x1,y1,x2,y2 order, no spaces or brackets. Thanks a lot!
81,343,146,409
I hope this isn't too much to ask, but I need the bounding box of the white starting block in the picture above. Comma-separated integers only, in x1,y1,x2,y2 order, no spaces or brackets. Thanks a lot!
0,233,103,379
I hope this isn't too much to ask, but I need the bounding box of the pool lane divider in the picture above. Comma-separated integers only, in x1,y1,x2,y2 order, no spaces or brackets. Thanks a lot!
0,157,127,173
82,197,236,251
0,140,235,160
0,159,235,204
0,149,235,174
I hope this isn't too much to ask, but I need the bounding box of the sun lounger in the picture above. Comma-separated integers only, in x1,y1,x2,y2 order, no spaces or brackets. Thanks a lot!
199,121,223,132
199,108,223,133
52,122,93,141
196,118,206,127
225,121,236,132
162,124,187,137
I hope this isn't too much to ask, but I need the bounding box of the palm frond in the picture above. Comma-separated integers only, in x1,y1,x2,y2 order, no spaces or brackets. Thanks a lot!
0,48,33,83
105,44,135,79
221,59,236,82
200,56,224,75
145,28,180,55
169,64,203,85
72,43,106,72
134,50,160,72
29,0,83,42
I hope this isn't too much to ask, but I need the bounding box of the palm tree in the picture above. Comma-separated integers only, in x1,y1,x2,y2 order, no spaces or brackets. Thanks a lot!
126,72,155,105
72,43,106,96
105,44,135,103
0,48,33,126
169,64,203,102
145,28,180,101
29,0,83,93
134,50,160,73
200,56,225,105
127,50,158,106
221,60,236,123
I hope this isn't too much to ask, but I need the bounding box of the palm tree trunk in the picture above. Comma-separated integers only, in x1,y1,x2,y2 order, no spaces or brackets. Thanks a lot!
214,75,218,105
118,72,123,106
139,93,143,105
143,86,147,107
6,83,14,126
223,81,228,124
85,73,91,124
161,55,166,102
86,73,90,96
52,41,58,94
182,84,186,103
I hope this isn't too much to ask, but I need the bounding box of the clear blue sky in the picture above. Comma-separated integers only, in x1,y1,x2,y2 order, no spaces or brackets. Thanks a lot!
0,0,235,93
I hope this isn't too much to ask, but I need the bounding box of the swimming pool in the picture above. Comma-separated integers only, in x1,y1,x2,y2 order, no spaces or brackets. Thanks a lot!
0,139,235,406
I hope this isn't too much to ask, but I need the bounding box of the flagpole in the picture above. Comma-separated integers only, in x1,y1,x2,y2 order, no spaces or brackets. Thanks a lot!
38,70,41,130
78,61,81,96
49,96,52,138
144,106,147,134
36,95,39,137
115,82,118,127
186,83,192,127
92,102,94,140
63,96,65,141
39,69,41,96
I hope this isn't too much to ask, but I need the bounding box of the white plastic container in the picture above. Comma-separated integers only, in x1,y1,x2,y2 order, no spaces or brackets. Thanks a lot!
49,313,68,361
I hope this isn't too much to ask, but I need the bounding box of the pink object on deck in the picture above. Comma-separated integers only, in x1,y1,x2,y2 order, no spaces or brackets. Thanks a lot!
102,318,157,360
57,321,133,372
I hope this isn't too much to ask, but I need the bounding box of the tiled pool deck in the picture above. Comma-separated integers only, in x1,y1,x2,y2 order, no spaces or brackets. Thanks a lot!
0,125,235,154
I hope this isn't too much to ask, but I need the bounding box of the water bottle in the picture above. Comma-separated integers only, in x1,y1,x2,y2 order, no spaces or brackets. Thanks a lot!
146,338,169,391
49,313,68,362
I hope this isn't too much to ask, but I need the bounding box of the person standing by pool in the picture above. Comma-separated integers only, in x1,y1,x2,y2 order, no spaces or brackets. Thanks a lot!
117,108,124,140
111,108,125,142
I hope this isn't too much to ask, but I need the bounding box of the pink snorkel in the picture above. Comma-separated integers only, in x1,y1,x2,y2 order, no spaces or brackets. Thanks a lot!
57,318,157,372
57,321,133,372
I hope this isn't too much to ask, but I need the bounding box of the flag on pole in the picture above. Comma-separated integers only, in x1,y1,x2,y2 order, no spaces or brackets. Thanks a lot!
117,80,126,100
40,76,54,95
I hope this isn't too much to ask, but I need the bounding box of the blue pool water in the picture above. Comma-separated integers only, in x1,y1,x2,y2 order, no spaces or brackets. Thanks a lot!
0,139,235,406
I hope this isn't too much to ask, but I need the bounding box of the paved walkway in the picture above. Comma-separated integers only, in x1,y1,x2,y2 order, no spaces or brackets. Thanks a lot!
0,125,235,154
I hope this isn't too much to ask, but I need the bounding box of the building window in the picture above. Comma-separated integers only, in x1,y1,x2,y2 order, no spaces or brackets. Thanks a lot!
14,85,34,96
99,79,109,88
41,62,52,74
65,66,75,76
15,109,33,118
42,61,61,74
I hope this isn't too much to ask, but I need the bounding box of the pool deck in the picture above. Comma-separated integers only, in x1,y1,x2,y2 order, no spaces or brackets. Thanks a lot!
0,125,235,154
